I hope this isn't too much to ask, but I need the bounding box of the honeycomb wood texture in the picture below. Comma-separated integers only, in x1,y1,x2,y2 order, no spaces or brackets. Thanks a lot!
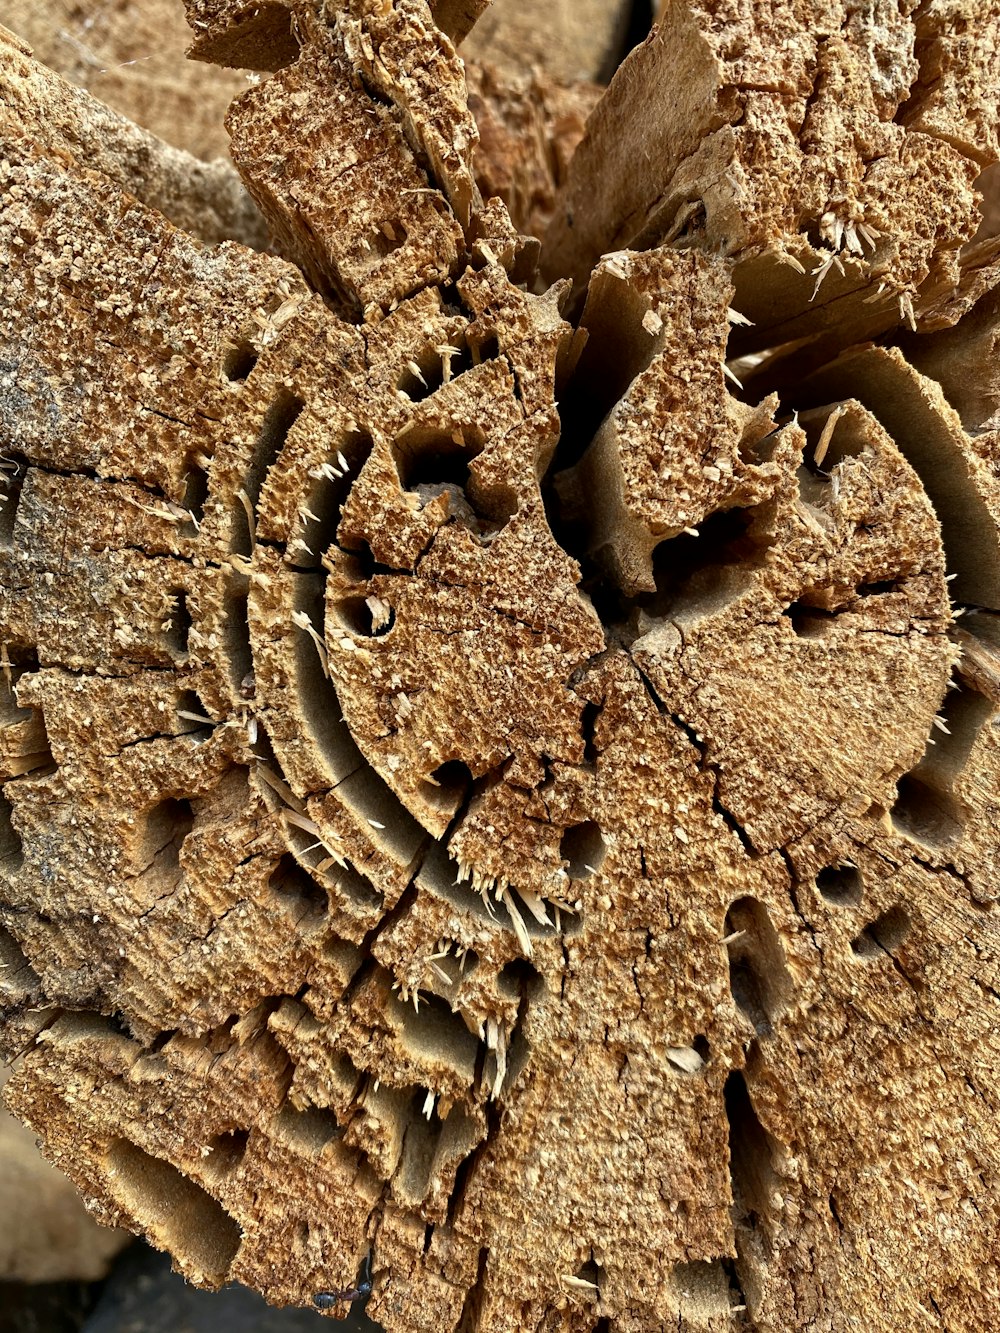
2,2,1000,1331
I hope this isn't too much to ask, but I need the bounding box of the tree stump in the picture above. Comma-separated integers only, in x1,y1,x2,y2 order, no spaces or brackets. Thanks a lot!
3,2,1000,1330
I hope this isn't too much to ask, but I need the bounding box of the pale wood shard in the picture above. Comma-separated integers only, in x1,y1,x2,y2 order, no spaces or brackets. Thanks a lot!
3,0,249,162
978,162,1000,240
3,3,1000,1333
463,0,635,84
0,26,267,250
545,0,1000,364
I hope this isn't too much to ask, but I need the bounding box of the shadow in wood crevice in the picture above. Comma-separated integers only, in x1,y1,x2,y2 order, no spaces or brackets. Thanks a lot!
579,699,602,765
103,1139,242,1282
175,689,215,741
725,898,793,1038
280,818,385,917
816,863,864,908
394,986,481,1079
396,327,499,404
333,594,396,639
644,503,775,624
620,0,655,64
850,905,912,961
269,852,330,924
0,455,25,547
292,427,375,571
0,652,54,776
891,677,993,849
290,573,369,786
783,577,904,639
163,588,193,659
497,956,542,1002
202,1128,250,1183
222,580,254,697
233,389,305,555
392,423,515,534
455,1246,489,1333
726,1068,779,1218
181,450,211,535
560,820,606,879
222,340,260,384
545,260,663,490
418,842,580,953
724,1066,779,1317
141,797,195,874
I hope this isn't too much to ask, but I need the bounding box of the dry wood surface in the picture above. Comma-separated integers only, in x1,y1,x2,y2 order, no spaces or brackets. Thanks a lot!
2,3,1000,1331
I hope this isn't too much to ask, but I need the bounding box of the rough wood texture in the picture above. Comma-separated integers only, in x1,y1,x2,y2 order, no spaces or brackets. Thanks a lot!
0,26,267,250
0,1068,127,1282
3,0,249,161
3,3,1000,1332
466,62,600,241
544,0,1000,366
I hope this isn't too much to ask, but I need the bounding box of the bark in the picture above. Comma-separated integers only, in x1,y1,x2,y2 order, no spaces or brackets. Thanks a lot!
2,3,1000,1332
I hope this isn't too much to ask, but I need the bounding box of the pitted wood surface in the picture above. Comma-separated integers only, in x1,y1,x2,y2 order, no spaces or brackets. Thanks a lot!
3,4,1000,1332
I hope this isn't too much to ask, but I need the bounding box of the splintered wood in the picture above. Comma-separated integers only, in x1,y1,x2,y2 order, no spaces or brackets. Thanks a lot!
2,3,1000,1331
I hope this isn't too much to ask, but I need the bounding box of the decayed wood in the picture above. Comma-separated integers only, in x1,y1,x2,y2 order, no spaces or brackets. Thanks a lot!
184,0,491,69
544,0,1000,364
465,62,600,241
0,26,267,250
2,3,1000,1332
3,0,248,162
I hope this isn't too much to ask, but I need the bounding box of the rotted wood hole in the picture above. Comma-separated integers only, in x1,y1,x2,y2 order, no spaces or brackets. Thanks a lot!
2,2,1000,1331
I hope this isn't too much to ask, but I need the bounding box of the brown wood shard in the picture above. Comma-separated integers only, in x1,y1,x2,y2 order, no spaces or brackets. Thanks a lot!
184,0,491,68
3,3,1000,1332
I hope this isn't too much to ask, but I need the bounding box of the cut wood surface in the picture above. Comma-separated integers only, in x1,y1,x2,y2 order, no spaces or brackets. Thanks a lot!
1,3,1000,1332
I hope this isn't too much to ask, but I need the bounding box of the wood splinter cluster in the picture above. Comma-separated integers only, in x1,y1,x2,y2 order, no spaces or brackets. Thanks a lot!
2,2,1000,1330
